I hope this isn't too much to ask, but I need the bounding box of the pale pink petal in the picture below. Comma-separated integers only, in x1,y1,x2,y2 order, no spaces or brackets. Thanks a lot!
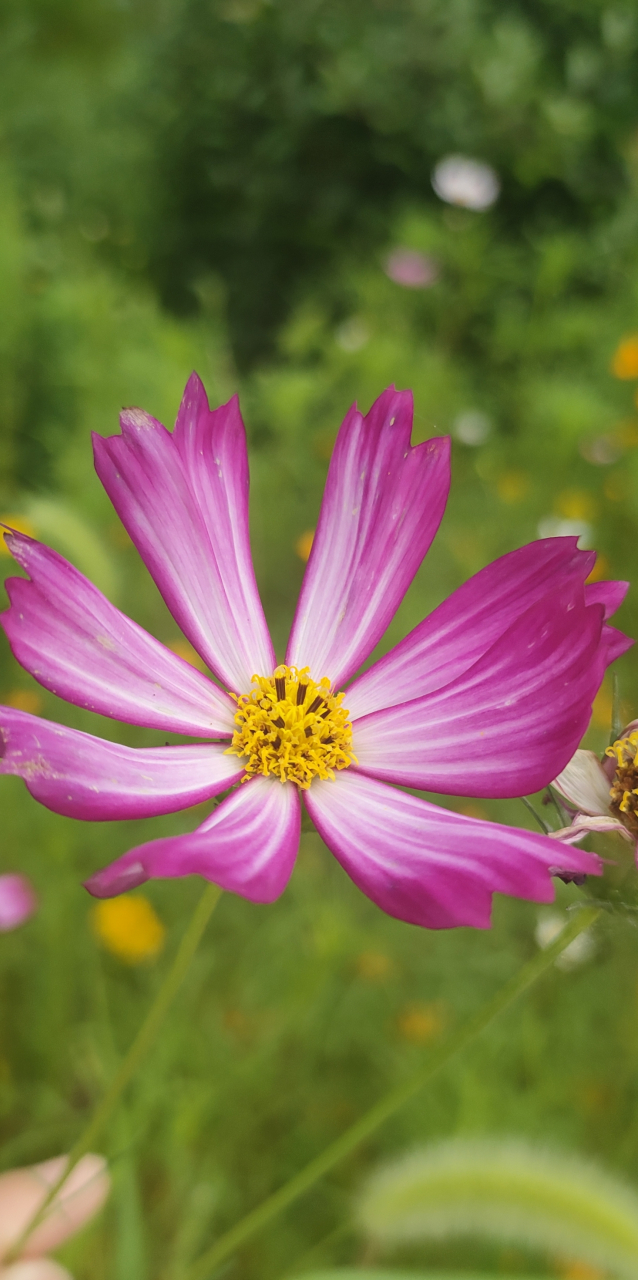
1,533,235,736
552,749,612,816
286,388,450,687
84,777,300,901
0,709,241,819
347,538,612,720
352,584,606,797
0,1154,109,1261
550,813,631,844
305,771,599,929
1,1259,73,1278
0,875,37,931
93,374,275,693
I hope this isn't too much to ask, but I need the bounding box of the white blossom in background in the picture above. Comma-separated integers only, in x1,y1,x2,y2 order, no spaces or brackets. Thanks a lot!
335,317,370,352
383,248,438,288
537,516,594,548
431,155,500,210
535,909,596,970
453,409,492,446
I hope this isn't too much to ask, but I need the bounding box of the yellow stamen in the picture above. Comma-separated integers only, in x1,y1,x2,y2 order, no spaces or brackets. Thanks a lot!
226,664,356,788
606,730,638,767
606,731,638,833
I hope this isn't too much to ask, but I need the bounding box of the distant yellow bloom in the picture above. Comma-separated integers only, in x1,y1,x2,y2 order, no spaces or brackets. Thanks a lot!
585,553,610,583
611,334,638,379
555,1260,605,1280
555,489,597,521
166,638,206,671
355,951,394,981
295,529,315,562
396,1001,447,1044
591,682,613,730
4,689,42,714
91,894,165,964
0,515,36,556
496,471,529,504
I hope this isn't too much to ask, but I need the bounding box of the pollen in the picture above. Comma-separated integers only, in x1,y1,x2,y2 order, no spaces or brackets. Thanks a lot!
606,730,638,835
226,664,356,788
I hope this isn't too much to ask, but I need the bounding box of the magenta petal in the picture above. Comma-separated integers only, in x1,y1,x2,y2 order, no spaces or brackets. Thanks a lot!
0,708,242,819
347,538,612,720
85,777,300,902
93,374,275,693
600,623,634,664
585,578,629,618
286,388,450,687
352,584,606,797
1,533,236,736
305,771,600,930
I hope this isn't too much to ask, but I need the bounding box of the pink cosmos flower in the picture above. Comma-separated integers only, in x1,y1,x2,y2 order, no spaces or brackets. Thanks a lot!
0,378,631,928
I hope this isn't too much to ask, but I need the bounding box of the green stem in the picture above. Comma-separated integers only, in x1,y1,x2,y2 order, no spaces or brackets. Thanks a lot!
5,881,223,1264
186,905,600,1280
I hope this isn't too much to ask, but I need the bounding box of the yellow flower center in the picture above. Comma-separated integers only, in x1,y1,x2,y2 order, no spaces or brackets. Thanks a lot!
606,730,638,833
226,664,356,789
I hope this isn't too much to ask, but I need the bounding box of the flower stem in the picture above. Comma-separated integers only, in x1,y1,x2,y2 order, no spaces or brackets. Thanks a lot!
5,880,223,1264
185,904,600,1280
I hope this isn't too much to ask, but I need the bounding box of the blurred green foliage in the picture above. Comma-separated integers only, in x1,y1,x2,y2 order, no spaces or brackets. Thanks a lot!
2,1,638,1278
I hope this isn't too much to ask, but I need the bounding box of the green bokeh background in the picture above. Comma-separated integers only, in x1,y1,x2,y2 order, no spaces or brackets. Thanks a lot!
2,1,638,1276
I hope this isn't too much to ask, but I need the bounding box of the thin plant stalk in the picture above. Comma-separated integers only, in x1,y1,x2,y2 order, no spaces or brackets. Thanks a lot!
186,904,600,1280
5,881,223,1264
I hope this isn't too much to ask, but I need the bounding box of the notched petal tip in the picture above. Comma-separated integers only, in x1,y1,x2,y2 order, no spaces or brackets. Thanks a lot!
83,860,148,899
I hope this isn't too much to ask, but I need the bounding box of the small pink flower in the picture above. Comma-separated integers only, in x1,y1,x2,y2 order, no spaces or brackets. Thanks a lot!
0,875,37,932
383,248,438,289
0,378,631,928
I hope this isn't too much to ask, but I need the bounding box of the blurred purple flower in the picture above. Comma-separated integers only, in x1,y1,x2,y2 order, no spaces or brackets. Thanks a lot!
0,377,632,929
432,155,500,210
0,874,37,931
383,248,438,288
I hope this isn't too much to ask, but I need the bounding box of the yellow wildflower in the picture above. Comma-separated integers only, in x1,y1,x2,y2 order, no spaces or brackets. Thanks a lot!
91,894,165,964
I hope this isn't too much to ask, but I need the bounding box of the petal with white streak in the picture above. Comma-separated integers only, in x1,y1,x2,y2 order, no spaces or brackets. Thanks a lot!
352,585,605,797
0,708,241,820
286,388,450,688
1,532,235,736
305,771,599,930
93,374,275,693
84,776,300,901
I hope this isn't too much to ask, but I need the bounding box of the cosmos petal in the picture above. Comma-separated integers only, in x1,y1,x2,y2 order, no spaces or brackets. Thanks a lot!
347,538,618,720
84,776,301,902
585,578,629,619
352,584,606,797
305,771,599,930
1,532,236,736
552,749,613,816
0,708,241,820
550,814,632,845
93,374,275,693
286,387,450,688
600,623,633,664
